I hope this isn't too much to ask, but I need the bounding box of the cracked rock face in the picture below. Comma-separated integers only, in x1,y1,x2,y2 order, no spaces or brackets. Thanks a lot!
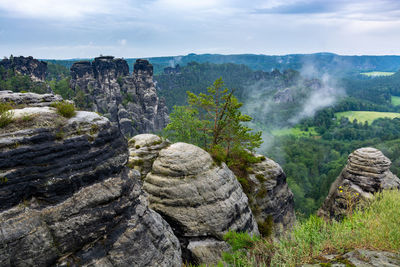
0,91,181,267
318,147,400,220
128,134,170,179
143,142,259,265
0,56,47,82
247,155,295,235
70,57,169,137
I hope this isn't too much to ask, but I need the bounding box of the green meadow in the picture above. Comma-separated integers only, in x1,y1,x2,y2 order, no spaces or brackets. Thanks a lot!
360,71,395,77
271,126,318,137
391,95,400,106
336,111,400,124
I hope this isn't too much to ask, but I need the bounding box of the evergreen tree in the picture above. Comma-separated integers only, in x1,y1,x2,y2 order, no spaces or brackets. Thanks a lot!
165,78,262,160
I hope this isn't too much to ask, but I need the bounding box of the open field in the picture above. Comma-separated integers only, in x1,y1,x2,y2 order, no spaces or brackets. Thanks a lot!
271,126,318,137
336,111,400,124
392,96,400,106
360,71,395,77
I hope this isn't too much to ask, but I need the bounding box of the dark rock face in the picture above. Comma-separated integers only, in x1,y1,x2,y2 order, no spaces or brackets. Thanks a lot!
273,88,294,104
0,56,47,82
318,147,400,220
70,57,169,137
0,92,181,266
247,155,296,235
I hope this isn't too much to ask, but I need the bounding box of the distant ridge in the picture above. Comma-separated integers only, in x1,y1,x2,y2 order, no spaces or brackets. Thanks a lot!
42,53,400,75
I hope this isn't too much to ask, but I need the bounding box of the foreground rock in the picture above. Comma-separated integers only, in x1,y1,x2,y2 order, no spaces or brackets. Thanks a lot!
143,142,259,265
70,57,169,137
247,155,296,235
304,249,400,267
318,147,400,220
0,92,181,266
128,134,170,179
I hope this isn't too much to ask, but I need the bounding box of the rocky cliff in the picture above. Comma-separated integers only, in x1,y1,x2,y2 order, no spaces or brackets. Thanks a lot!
0,56,47,82
70,56,168,137
128,134,296,244
139,140,259,265
0,91,181,266
247,155,296,235
318,147,400,220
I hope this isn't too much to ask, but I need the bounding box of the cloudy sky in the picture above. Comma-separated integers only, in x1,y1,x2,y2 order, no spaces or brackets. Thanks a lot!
0,0,399,59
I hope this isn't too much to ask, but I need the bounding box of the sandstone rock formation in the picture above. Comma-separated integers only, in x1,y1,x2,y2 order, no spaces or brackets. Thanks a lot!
247,155,296,235
0,56,47,82
0,90,62,107
128,134,170,179
0,92,181,266
142,142,259,265
70,56,168,137
318,147,400,220
273,88,294,104
303,249,400,267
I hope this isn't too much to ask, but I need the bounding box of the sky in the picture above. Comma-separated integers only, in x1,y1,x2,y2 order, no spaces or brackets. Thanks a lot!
0,0,400,59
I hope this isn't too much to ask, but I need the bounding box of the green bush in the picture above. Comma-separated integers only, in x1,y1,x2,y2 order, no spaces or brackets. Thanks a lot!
51,101,76,118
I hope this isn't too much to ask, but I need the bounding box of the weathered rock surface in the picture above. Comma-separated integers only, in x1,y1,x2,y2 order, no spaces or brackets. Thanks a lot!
303,249,400,267
0,90,62,107
128,134,170,179
143,142,259,265
0,56,47,82
318,147,400,220
273,88,294,103
247,155,296,235
70,56,169,137
0,92,181,266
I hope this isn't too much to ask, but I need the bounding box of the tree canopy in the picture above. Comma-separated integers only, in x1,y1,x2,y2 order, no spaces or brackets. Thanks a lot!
164,78,262,161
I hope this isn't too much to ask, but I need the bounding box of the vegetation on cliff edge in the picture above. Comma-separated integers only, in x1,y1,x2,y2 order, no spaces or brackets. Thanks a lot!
222,190,400,266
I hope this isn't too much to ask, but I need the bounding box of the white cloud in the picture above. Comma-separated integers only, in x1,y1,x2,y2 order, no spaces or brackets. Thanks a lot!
0,0,142,19
118,39,127,46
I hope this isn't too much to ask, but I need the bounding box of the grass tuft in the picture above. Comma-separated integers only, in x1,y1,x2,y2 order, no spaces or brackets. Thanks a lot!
222,190,400,266
51,101,76,118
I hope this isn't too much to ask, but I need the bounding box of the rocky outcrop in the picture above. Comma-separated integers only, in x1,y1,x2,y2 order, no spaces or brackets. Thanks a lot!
273,88,294,104
247,155,295,235
0,90,62,107
142,142,259,265
0,56,47,82
303,249,400,267
70,57,169,137
0,92,181,266
128,134,170,179
318,147,400,220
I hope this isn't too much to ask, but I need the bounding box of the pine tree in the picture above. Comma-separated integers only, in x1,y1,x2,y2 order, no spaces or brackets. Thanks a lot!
165,78,262,160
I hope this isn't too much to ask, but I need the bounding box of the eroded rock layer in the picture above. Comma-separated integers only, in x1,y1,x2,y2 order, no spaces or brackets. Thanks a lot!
70,57,168,137
0,56,47,82
247,155,296,235
318,147,400,220
143,142,259,264
128,134,170,179
0,92,181,267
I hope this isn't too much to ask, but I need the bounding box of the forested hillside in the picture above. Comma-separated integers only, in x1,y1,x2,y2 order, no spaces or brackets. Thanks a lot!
155,62,400,216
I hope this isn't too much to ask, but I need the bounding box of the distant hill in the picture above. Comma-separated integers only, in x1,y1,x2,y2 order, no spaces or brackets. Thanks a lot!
44,53,400,76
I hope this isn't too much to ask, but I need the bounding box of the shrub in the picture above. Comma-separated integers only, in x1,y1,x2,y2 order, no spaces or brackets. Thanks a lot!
0,102,14,128
51,101,76,118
